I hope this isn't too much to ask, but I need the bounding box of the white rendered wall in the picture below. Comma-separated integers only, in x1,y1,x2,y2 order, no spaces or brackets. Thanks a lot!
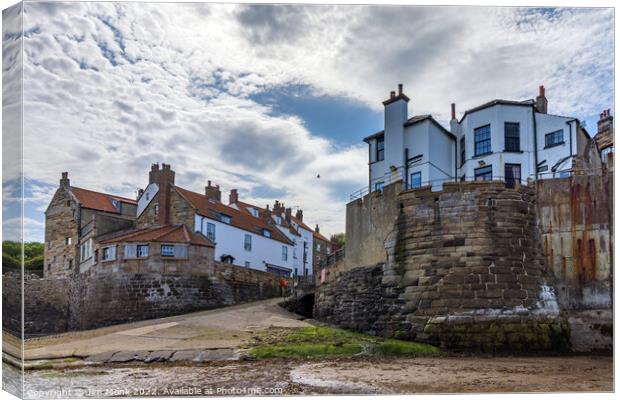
535,113,575,177
194,214,294,272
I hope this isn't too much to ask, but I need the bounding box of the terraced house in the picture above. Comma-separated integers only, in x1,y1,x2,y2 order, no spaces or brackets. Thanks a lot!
361,84,605,195
44,163,325,279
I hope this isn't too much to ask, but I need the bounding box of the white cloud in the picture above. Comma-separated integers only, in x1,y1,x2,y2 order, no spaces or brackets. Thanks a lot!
8,3,614,241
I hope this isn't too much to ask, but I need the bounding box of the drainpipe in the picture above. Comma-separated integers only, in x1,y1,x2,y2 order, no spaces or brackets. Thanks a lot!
404,148,409,188
566,118,577,159
532,106,539,181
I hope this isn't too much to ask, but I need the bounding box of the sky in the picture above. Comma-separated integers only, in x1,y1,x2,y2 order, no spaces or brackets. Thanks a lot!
1,3,614,242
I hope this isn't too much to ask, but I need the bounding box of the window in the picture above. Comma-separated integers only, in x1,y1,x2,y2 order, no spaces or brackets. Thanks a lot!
316,243,321,251
244,234,252,251
262,229,272,238
410,172,422,189
376,137,385,161
80,239,92,262
206,222,216,242
250,208,259,217
545,130,564,147
474,125,491,156
102,246,116,261
68,259,72,269
275,215,282,225
219,214,231,224
154,204,159,217
137,244,149,258
504,164,521,188
65,237,72,245
504,122,520,152
161,245,174,257
374,181,384,191
559,170,572,178
460,136,466,166
474,165,493,181
327,246,332,255
245,261,250,268
282,246,288,261
94,249,98,263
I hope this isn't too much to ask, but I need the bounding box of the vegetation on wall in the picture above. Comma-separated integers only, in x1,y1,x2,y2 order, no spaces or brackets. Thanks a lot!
330,233,345,248
2,241,44,274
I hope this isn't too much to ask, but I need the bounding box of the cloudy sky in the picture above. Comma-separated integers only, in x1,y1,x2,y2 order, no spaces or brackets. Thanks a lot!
2,2,614,242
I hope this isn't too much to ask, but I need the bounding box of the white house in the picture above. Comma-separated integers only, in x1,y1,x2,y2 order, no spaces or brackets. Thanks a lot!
228,192,315,277
168,185,296,277
362,84,592,195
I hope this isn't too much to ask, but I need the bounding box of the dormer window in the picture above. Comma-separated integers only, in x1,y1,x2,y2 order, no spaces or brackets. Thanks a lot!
262,229,272,238
217,213,231,224
250,208,259,217
275,215,282,225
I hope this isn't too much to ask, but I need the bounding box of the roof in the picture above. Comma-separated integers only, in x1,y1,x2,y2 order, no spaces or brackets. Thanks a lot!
100,224,214,247
595,128,614,150
174,186,293,245
232,200,302,237
312,230,331,243
458,99,535,123
70,186,137,214
291,216,312,233
363,114,455,143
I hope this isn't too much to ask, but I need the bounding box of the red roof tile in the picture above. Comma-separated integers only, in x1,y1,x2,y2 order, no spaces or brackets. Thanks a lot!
70,186,137,214
233,200,302,237
312,230,331,243
100,224,213,247
174,186,293,245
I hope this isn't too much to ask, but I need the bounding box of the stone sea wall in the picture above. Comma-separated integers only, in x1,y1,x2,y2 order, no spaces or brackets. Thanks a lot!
315,182,571,352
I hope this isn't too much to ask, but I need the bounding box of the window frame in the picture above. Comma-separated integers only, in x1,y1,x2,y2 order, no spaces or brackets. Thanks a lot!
101,246,116,262
474,124,492,157
282,246,288,261
244,234,252,251
262,229,272,238
161,244,175,257
504,163,521,188
206,222,216,242
137,244,149,258
474,165,493,181
504,122,521,152
219,214,232,224
544,130,564,148
410,171,422,189
376,137,385,162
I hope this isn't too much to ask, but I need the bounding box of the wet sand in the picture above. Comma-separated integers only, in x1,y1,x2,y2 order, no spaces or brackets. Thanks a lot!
11,355,613,397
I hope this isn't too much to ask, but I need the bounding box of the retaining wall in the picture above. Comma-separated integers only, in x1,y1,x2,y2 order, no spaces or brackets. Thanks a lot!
315,182,571,352
4,262,283,337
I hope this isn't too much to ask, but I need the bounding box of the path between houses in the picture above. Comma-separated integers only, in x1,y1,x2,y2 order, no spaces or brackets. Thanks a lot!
15,298,311,364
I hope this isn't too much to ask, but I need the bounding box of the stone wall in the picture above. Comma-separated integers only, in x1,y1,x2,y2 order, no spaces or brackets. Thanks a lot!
316,182,570,352
344,182,402,269
6,262,283,337
44,187,79,279
3,273,71,337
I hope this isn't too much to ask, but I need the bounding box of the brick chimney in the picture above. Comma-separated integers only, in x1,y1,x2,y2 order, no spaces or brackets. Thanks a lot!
148,163,175,225
260,204,272,220
273,200,285,215
295,209,303,222
205,180,221,202
229,189,238,205
60,171,70,188
285,208,292,223
598,108,613,134
315,224,320,233
535,85,548,114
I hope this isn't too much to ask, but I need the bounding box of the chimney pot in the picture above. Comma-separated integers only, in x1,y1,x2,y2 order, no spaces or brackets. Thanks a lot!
315,224,319,233
451,103,456,120
60,172,70,188
390,91,395,98
539,85,545,97
229,189,238,205
398,84,403,95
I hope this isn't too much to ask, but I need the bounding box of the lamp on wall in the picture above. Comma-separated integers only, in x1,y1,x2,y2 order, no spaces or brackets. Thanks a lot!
478,160,486,167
